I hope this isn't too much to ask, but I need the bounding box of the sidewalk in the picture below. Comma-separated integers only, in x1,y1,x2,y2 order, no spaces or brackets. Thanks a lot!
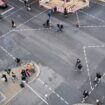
0,62,40,105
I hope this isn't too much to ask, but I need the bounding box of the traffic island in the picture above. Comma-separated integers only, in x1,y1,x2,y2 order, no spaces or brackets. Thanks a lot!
0,62,40,105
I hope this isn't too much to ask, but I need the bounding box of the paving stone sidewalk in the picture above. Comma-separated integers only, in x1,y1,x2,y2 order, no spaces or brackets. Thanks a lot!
0,62,40,105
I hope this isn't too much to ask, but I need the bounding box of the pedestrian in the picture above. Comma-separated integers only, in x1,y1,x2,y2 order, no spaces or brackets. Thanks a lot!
27,4,31,11
94,72,102,83
11,72,18,80
48,10,52,20
77,63,83,71
5,69,11,75
21,70,28,82
15,58,21,65
57,23,60,32
53,6,57,13
64,8,68,17
96,99,100,105
59,24,64,32
1,74,8,82
75,58,81,71
11,72,18,83
83,90,89,99
43,19,50,27
24,0,28,6
11,19,16,28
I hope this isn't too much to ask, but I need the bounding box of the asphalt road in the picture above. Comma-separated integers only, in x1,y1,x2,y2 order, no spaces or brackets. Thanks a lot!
0,0,105,105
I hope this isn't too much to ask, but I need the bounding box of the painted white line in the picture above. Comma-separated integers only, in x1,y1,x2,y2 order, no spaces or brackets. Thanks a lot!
0,45,15,60
0,91,6,104
0,9,48,40
4,89,23,105
38,78,69,105
79,10,105,23
87,45,105,48
3,63,40,105
83,46,93,90
1,7,14,15
24,82,49,105
80,25,105,28
90,1,105,7
82,73,105,103
14,28,51,32
0,0,38,19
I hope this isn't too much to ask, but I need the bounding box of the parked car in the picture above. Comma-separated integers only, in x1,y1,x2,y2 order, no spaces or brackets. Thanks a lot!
0,0,8,9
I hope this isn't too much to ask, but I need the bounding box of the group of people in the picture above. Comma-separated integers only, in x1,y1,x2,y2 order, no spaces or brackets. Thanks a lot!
1,58,21,82
1,57,36,88
75,58,102,104
24,0,31,11
75,58,102,84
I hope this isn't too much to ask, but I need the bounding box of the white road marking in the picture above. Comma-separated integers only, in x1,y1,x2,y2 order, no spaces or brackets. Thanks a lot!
83,46,93,90
14,28,51,32
82,73,105,103
80,25,105,28
38,78,69,105
87,45,105,48
0,0,38,21
90,1,105,7
0,91,6,104
79,10,105,23
0,45,15,60
24,82,49,105
0,9,48,40
4,89,23,105
1,6,14,15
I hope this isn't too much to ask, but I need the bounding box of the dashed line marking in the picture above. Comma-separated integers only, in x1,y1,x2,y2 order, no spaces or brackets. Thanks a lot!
83,46,93,90
24,82,48,105
38,78,69,105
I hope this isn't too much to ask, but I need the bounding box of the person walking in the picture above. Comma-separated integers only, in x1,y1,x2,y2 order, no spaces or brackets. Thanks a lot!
24,0,28,6
96,99,100,105
83,90,89,99
48,10,52,20
11,72,18,80
1,74,8,82
53,6,57,13
94,72,102,83
27,4,31,11
75,58,82,71
43,19,50,27
59,24,63,32
15,58,21,66
11,19,16,28
56,24,64,32
11,72,18,83
64,8,68,17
